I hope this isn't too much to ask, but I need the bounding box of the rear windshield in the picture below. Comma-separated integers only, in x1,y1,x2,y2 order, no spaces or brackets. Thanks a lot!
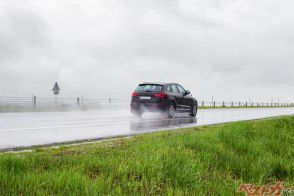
135,84,163,92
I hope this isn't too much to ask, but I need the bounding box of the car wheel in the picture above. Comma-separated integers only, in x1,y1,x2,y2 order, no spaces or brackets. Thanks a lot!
167,104,176,118
190,104,197,117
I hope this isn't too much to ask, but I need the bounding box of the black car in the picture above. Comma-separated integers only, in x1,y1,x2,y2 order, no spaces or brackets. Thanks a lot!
130,82,198,118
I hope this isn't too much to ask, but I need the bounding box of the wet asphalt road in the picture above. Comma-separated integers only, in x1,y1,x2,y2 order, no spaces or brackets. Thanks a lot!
1,107,294,150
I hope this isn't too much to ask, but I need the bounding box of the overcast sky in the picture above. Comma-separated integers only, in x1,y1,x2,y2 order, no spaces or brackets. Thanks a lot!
0,0,293,102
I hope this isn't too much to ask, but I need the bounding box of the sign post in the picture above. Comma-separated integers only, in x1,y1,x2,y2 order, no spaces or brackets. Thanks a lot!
52,82,60,106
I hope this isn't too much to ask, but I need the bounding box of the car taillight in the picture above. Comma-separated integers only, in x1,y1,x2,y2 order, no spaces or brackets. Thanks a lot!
132,92,139,97
154,92,167,98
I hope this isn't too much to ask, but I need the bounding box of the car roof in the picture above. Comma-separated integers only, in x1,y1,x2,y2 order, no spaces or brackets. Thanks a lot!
140,82,179,86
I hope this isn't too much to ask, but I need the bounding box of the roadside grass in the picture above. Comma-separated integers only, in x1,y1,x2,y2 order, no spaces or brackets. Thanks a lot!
0,116,294,195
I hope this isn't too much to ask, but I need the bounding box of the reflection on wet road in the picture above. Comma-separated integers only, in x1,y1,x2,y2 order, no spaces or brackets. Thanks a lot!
0,107,294,150
130,117,197,131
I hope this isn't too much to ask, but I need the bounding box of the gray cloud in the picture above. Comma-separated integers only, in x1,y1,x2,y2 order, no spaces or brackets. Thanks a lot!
0,0,293,102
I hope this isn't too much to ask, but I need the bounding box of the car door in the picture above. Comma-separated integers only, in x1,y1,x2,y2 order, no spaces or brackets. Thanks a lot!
170,84,185,110
177,84,193,111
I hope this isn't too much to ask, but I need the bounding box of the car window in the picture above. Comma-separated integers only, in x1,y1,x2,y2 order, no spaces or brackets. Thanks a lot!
166,85,172,92
135,84,162,92
177,85,186,95
171,84,180,94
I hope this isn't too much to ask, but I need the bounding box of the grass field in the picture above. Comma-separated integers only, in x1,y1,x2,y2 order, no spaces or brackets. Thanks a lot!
0,116,293,195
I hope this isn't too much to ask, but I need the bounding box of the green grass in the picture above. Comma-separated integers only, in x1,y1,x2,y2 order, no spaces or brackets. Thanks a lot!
0,117,294,195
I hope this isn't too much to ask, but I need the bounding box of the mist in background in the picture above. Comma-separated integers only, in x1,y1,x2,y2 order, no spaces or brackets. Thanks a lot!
0,0,294,102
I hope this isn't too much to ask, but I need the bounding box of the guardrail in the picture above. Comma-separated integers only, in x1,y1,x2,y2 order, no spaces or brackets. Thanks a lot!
0,96,293,112
198,101,294,108
0,96,130,112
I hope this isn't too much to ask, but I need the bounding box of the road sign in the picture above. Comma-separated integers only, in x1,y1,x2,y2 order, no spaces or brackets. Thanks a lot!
52,82,60,95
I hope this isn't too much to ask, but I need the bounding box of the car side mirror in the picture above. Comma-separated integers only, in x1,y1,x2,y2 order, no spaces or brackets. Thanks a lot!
185,90,190,95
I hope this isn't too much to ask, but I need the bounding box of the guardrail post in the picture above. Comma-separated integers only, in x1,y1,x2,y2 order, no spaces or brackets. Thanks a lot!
109,98,112,107
33,96,37,109
231,102,233,107
202,101,204,107
239,102,241,107
223,101,225,107
213,101,215,107
245,102,247,107
77,97,80,107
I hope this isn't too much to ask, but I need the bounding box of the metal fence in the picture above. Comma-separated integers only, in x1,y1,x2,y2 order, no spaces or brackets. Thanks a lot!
199,101,294,108
0,96,130,111
0,96,294,112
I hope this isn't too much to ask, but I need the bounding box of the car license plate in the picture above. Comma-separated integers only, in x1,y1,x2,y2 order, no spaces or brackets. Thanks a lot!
140,96,151,100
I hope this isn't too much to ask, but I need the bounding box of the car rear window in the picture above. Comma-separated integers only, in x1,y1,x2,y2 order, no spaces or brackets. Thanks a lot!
135,84,162,92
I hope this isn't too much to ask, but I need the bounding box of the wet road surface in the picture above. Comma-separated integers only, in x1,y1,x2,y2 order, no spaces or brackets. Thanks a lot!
1,107,294,150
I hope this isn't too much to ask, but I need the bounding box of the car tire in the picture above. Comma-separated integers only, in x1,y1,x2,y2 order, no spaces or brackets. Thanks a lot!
190,103,197,117
167,104,176,118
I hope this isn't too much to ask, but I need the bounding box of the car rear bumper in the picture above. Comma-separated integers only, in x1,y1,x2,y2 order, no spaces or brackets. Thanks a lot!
130,102,168,113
